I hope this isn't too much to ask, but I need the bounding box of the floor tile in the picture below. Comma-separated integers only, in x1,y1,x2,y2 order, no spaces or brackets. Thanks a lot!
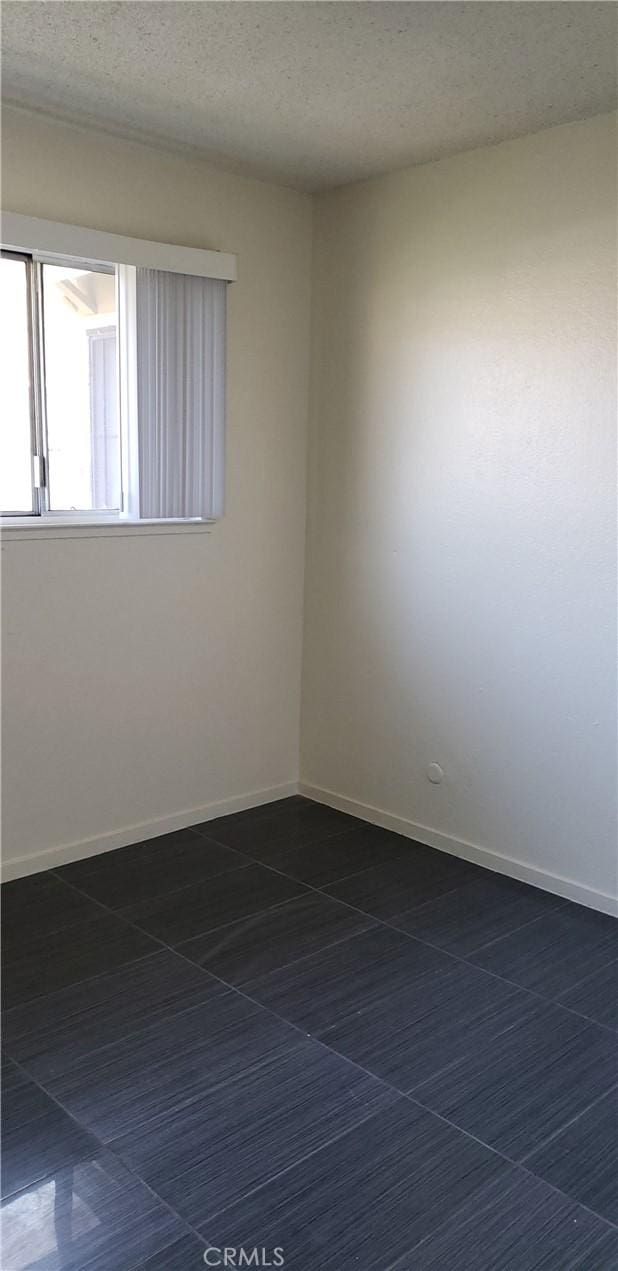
111,1037,394,1228
179,891,376,985
415,1001,617,1160
395,1168,618,1270
121,862,308,944
558,959,618,1030
202,800,362,853
470,903,618,999
2,949,226,1082
259,795,314,811
195,795,311,837
318,960,540,1091
2,913,160,1010
243,925,453,1033
242,823,416,886
392,873,564,956
1,1149,197,1271
138,1233,208,1271
56,830,249,909
524,1087,618,1225
43,991,300,1141
201,1097,510,1269
2,1056,61,1129
323,850,480,920
1,1060,97,1200
1,873,104,955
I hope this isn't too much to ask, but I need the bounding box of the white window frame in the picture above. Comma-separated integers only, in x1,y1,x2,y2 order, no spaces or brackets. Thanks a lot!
1,213,237,538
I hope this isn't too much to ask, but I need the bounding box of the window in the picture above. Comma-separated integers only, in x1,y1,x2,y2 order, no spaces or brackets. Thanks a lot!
0,254,34,514
42,261,120,512
0,216,235,527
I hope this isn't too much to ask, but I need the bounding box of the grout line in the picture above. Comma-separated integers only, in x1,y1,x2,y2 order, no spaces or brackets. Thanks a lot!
386,894,570,958
404,1087,618,1234
3,1054,208,1257
323,875,471,909
542,1002,618,1034
185,1098,401,1235
101,1032,310,1148
433,898,571,959
189,793,313,837
518,1081,618,1168
175,904,378,984
554,954,618,1007
1,947,165,1025
379,916,618,1036
56,863,309,936
48,868,165,926
175,889,317,942
198,816,366,855
51,852,255,911
4,980,233,1081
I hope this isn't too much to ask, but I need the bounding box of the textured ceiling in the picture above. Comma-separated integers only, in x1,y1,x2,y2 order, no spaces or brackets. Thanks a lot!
2,2,616,192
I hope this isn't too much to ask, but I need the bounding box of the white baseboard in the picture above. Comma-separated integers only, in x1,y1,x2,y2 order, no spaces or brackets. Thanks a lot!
1,782,298,881
6,777,616,918
300,781,618,917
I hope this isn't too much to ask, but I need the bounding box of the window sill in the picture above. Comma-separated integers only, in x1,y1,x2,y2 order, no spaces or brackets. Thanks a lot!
1,518,215,542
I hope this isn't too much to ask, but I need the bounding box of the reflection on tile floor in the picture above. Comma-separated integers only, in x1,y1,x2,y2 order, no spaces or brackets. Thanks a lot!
2,796,617,1268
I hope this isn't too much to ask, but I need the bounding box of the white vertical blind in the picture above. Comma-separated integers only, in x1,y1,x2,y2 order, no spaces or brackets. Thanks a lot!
135,268,226,519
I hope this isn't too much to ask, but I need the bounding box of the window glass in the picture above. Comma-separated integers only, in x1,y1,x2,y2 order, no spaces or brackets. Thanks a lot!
0,256,34,512
42,263,120,510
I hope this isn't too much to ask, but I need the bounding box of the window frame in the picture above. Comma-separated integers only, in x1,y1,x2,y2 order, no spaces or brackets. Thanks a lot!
1,249,45,517
1,212,236,535
2,249,125,522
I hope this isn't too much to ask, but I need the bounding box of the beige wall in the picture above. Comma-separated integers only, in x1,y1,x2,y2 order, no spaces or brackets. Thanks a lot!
301,113,617,908
1,106,313,873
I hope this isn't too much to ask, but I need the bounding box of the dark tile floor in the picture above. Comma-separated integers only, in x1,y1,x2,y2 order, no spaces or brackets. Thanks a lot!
2,795,617,1270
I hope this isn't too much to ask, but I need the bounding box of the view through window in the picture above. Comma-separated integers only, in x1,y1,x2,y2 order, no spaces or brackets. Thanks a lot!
42,263,120,511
